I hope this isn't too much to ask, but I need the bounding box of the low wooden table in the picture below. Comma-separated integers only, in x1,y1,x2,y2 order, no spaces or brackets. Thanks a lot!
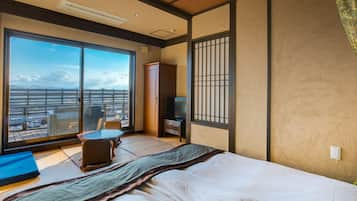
78,129,124,157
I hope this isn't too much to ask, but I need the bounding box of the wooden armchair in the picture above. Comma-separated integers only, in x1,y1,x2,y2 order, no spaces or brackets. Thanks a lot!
96,119,123,157
96,118,122,130
104,120,122,130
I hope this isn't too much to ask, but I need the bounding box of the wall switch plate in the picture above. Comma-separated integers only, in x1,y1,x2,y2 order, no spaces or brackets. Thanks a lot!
330,145,341,161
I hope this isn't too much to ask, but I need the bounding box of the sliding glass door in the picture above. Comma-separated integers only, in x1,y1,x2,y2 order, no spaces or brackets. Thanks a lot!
83,48,131,131
4,30,135,149
6,35,81,145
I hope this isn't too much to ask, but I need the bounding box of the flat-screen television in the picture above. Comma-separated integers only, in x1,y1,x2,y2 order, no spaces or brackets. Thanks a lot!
174,97,186,120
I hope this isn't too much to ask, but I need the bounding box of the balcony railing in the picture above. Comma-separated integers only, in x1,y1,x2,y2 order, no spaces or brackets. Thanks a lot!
8,88,129,143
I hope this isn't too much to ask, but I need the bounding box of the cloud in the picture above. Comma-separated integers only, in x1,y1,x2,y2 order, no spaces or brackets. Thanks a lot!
11,70,78,89
12,74,40,82
85,72,129,89
11,70,129,89
42,70,79,84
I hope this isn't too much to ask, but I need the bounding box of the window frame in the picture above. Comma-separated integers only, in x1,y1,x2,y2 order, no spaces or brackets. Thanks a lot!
191,31,230,129
2,29,136,150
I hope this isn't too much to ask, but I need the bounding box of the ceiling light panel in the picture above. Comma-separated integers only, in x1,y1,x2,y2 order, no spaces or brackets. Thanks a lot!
59,0,128,25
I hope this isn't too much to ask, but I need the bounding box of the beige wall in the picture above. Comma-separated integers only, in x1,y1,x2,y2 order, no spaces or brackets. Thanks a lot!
235,0,268,160
234,0,357,182
271,0,357,182
191,124,228,151
160,43,187,96
0,13,161,147
190,5,230,151
192,4,230,39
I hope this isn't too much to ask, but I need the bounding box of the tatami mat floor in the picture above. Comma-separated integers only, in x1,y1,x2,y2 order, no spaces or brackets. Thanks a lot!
0,134,184,199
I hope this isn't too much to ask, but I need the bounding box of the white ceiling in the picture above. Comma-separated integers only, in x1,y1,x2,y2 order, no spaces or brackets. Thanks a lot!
16,0,188,40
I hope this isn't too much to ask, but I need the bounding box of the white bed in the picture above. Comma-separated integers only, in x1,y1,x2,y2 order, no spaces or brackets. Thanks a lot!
117,152,357,201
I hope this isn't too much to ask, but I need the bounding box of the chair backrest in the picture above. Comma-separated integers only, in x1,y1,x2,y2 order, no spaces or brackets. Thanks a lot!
96,118,104,130
104,120,122,130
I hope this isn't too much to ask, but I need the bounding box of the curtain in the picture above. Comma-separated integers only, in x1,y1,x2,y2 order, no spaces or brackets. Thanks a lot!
337,0,357,54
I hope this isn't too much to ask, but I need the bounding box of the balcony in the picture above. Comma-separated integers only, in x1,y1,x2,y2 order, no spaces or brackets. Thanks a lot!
8,88,129,143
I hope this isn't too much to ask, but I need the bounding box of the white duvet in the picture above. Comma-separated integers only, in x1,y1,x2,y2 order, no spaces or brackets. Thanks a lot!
116,152,357,201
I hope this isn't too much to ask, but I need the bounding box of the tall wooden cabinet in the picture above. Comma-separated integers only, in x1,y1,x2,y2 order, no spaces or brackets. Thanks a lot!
144,62,176,137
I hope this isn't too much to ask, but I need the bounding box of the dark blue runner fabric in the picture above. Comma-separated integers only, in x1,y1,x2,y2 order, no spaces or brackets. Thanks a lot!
5,144,222,201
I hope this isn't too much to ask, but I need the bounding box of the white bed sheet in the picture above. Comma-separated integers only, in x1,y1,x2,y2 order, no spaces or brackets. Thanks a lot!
116,152,357,201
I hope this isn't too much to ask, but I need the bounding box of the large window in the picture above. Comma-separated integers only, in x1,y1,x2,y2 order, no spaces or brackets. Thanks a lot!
83,48,132,131
192,33,229,127
3,30,135,149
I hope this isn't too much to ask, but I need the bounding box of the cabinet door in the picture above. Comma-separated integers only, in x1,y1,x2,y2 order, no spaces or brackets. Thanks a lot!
144,66,159,136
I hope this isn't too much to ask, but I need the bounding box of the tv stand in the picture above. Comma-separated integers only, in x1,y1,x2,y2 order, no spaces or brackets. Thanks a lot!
163,119,185,142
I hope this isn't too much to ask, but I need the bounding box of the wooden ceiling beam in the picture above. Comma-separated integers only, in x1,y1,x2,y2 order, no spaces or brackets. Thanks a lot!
168,0,180,4
192,1,230,16
138,0,192,20
0,0,166,47
164,34,188,47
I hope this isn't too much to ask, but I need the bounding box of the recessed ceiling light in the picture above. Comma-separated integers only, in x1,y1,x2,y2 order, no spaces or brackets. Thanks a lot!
134,13,139,17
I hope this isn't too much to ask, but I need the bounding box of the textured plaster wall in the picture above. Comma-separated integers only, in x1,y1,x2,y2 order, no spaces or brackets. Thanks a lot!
271,0,357,182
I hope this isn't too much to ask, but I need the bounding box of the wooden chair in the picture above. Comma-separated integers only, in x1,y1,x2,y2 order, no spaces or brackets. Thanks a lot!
104,120,122,130
104,120,122,155
96,119,122,130
96,118,104,130
95,119,122,157
80,139,112,171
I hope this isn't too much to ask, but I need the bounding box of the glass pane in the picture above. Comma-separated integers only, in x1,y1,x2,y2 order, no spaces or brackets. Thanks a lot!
83,48,130,131
8,36,81,143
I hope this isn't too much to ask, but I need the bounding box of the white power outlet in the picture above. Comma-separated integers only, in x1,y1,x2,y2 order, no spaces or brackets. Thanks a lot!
330,145,341,161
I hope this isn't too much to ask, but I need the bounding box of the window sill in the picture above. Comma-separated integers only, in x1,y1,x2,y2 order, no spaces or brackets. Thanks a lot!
2,129,137,154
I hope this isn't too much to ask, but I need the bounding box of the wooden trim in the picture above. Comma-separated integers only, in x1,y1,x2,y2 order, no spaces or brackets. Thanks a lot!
192,1,230,16
167,0,181,4
138,0,229,19
79,48,84,134
191,121,228,129
191,32,230,127
267,0,272,161
3,138,81,154
228,0,236,153
186,18,192,143
138,0,192,20
5,29,137,55
192,31,230,42
130,52,137,132
0,0,165,47
3,129,139,154
1,29,10,154
164,35,188,47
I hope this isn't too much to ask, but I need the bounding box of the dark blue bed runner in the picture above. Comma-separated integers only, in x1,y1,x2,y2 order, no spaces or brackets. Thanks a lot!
0,151,39,186
5,144,222,201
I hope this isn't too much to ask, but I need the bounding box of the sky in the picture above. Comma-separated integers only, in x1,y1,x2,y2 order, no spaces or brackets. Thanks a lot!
9,36,130,90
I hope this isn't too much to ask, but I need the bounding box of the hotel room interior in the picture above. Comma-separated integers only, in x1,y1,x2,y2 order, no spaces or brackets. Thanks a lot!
0,0,357,200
